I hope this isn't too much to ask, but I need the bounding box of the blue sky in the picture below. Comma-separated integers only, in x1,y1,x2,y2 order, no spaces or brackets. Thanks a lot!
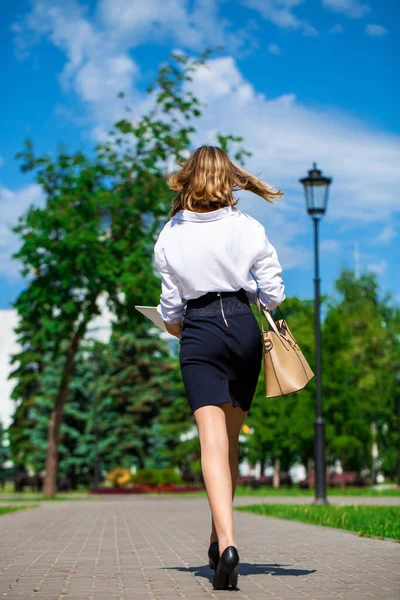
0,0,399,310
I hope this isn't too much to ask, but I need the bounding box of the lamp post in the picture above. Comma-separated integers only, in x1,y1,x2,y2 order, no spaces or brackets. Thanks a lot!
300,163,332,505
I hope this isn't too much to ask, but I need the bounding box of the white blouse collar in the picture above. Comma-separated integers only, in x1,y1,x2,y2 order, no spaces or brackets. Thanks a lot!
173,205,237,222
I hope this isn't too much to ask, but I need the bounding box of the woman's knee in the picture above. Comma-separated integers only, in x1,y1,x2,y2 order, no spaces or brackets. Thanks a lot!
194,405,229,453
200,436,229,457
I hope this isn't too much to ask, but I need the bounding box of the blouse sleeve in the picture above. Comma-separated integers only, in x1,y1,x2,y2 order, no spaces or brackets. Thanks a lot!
249,225,286,311
154,237,185,324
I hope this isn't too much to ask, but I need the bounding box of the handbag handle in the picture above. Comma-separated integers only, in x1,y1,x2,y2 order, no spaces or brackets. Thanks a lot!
256,295,281,337
256,293,292,351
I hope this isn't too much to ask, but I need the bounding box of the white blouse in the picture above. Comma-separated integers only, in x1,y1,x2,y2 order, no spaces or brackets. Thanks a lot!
153,205,286,324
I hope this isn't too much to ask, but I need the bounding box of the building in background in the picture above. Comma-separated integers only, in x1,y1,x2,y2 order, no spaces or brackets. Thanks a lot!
0,293,116,429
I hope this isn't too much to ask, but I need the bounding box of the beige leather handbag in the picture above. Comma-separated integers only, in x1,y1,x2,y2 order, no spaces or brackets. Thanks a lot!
256,297,314,398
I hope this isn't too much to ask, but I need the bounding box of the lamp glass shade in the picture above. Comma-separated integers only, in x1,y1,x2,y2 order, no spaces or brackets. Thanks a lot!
300,164,332,219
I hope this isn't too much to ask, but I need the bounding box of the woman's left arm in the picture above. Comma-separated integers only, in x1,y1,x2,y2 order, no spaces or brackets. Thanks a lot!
249,225,286,311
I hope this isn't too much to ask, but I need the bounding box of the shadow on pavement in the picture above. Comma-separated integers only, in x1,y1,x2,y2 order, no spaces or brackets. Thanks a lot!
170,562,316,579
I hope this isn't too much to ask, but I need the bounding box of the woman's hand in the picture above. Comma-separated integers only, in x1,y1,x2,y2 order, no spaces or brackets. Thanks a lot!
165,320,183,339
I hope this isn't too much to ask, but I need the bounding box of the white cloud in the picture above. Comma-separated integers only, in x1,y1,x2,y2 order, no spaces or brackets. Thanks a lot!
320,239,341,252
366,259,387,275
12,0,143,129
10,1,400,274
329,23,344,33
97,0,190,38
268,43,282,55
97,0,248,52
13,0,260,132
322,0,370,19
74,54,138,103
0,184,44,279
374,225,397,245
185,57,400,227
241,0,319,36
365,24,388,37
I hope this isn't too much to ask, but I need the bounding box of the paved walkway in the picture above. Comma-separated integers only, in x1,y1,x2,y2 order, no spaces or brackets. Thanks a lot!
0,496,399,599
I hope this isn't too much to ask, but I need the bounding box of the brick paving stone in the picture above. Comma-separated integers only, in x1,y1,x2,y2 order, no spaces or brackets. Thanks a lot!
0,496,399,599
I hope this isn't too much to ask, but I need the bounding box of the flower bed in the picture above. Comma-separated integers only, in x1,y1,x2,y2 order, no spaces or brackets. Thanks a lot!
90,484,204,494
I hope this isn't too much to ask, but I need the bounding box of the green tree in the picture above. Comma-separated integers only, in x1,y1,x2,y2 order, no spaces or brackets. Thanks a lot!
8,316,46,473
246,297,316,484
245,269,399,486
11,51,205,495
91,330,185,472
280,297,317,476
156,345,197,473
10,49,252,496
24,341,105,488
0,421,11,489
323,269,400,476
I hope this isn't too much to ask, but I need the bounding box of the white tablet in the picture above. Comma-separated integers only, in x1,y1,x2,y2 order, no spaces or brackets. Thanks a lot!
135,306,166,330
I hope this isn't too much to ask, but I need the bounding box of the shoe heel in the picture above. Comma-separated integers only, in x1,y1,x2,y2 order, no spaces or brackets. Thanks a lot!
212,546,239,590
228,565,238,589
213,563,238,590
212,567,229,590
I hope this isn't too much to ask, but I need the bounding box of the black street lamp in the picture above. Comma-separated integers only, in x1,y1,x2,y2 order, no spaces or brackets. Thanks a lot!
300,163,332,505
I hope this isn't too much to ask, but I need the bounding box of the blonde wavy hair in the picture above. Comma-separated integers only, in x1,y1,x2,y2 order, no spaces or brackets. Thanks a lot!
168,145,283,217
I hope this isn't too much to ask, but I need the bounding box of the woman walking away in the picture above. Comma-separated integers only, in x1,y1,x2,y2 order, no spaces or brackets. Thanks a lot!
153,146,286,590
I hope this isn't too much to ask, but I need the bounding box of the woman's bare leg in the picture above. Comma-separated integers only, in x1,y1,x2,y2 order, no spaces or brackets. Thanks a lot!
209,399,248,544
194,403,236,555
226,400,249,496
210,402,248,543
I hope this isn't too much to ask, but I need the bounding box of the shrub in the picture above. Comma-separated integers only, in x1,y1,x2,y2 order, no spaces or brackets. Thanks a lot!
159,467,182,485
106,468,132,488
132,468,162,486
191,459,203,477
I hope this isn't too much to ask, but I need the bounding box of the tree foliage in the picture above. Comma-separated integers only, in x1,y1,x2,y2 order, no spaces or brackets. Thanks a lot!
245,270,399,484
323,270,400,474
9,49,251,494
7,49,399,490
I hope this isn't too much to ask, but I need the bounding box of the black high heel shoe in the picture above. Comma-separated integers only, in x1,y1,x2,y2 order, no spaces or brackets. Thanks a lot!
208,541,220,570
212,545,239,590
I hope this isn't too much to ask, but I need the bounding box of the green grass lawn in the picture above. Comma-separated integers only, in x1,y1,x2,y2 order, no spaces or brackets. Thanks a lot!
233,485,400,497
236,503,400,541
162,484,400,497
0,505,38,516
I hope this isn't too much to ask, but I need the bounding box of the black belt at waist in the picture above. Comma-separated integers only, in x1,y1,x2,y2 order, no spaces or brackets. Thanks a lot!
185,288,252,321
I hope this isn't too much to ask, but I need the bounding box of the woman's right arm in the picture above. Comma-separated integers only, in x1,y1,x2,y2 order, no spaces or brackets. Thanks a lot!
250,224,285,311
154,230,185,336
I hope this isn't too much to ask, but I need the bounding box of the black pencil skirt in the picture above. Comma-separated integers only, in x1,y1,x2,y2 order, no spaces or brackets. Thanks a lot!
179,288,263,415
